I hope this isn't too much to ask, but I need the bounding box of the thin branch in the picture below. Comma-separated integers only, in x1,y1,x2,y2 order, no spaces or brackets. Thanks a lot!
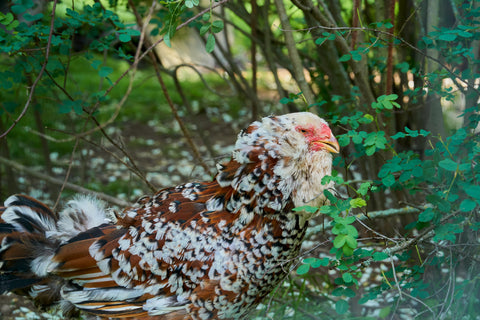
273,0,315,106
386,0,396,95
128,0,212,174
53,129,81,210
292,0,376,106
0,0,58,139
173,64,236,98
83,116,157,192
40,0,230,145
0,156,130,207
277,23,480,95
351,0,361,49
250,0,258,120
388,251,403,299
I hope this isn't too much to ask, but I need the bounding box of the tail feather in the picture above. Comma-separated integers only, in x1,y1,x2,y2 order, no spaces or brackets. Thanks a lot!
2,195,57,234
0,196,58,295
0,273,41,293
0,194,111,304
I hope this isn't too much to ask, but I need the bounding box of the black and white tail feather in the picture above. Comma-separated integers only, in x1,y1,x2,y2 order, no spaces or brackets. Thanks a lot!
0,194,110,311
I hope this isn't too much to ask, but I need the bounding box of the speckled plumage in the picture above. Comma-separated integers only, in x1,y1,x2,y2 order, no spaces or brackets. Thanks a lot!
0,112,339,319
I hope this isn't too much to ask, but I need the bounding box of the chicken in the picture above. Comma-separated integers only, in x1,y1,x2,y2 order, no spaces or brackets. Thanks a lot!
0,112,339,319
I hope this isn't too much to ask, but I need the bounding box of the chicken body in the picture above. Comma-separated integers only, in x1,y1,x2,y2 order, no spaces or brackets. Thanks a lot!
0,112,339,319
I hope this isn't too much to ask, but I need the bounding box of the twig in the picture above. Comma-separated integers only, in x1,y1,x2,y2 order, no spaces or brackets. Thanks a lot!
128,0,212,174
79,134,156,190
250,0,258,120
34,0,229,145
385,0,396,95
53,129,81,210
276,23,480,95
0,0,58,139
388,251,403,299
0,156,131,207
273,0,315,106
351,0,361,49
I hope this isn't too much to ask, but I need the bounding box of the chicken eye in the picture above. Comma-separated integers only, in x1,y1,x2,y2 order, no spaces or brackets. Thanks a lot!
298,128,309,134
295,125,313,136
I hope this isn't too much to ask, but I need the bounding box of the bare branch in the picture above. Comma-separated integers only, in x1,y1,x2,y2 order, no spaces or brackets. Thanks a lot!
128,0,212,175
0,156,131,207
273,0,315,106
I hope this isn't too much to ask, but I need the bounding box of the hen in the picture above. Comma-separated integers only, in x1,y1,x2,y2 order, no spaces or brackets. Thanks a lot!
0,112,339,319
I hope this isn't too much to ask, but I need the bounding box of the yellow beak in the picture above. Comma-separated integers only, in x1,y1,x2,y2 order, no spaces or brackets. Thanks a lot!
314,136,340,153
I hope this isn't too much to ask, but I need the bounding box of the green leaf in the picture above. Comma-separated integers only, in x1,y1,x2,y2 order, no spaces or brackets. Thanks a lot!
319,205,334,214
315,37,327,44
439,159,458,171
382,174,395,187
335,299,349,314
384,93,398,100
211,20,224,33
345,235,358,248
342,245,354,256
338,135,350,146
352,133,364,144
411,166,423,178
464,185,480,200
292,205,318,213
199,24,210,36
372,251,389,261
379,306,391,318
206,33,215,53
184,0,199,8
344,287,356,298
459,199,476,212
371,102,382,110
279,97,291,104
332,287,345,296
91,60,102,70
457,30,472,38
11,5,27,14
333,235,346,248
342,272,353,283
163,32,171,48
438,33,457,41
119,33,131,42
365,145,376,156
419,207,435,222
391,132,406,139
326,33,336,40
363,114,374,122
58,101,72,114
99,66,113,77
319,257,330,266
350,198,366,208
0,12,14,24
351,51,362,61
303,257,319,267
383,22,393,28
337,215,355,224
296,263,310,275
339,54,351,62
24,13,43,22
357,182,372,196
332,223,344,235
396,62,409,72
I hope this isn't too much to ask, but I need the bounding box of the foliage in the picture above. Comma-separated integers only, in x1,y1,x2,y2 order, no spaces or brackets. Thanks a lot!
0,0,479,319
